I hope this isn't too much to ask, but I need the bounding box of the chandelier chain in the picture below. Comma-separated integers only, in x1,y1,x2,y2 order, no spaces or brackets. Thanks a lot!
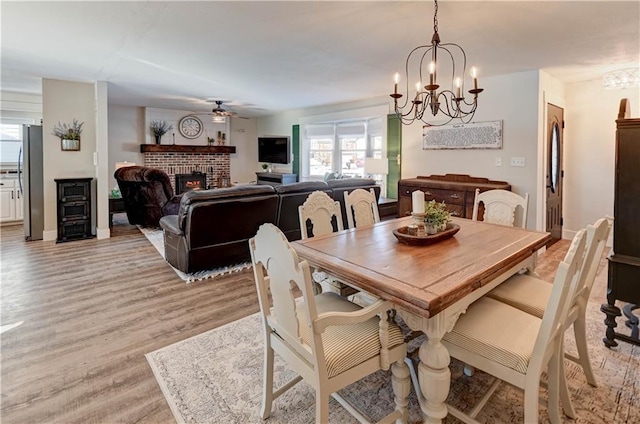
433,0,438,34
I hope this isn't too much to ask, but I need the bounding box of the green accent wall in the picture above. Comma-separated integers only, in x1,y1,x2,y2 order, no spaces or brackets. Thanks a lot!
386,114,402,199
292,124,300,179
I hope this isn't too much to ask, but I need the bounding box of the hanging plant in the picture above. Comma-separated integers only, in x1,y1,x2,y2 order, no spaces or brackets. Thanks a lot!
52,119,84,140
52,119,84,151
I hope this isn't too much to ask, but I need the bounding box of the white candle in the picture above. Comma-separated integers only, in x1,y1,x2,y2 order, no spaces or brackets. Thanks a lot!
471,67,478,90
412,190,424,214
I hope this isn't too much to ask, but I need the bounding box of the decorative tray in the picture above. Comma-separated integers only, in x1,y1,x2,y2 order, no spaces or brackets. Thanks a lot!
393,223,460,246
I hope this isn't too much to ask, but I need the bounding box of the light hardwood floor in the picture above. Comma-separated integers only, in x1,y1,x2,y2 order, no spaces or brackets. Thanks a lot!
0,218,609,423
1,218,260,423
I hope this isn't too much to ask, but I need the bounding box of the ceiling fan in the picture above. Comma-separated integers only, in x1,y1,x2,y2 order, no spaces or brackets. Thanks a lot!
210,100,238,117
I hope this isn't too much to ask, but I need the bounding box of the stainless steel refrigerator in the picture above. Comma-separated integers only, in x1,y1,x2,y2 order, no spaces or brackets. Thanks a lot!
19,125,44,241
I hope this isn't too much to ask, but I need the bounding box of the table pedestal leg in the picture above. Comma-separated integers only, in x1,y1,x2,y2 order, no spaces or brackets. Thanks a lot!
418,316,450,424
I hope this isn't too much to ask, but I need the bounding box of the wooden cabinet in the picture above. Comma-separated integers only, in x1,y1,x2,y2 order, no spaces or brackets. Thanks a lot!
255,172,297,186
55,178,94,243
602,99,640,347
0,178,22,223
398,174,511,218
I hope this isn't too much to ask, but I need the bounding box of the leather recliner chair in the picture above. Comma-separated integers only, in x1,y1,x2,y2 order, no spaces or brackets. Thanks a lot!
114,166,181,228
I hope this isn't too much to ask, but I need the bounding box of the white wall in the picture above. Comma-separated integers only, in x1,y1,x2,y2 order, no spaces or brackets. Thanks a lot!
229,117,259,183
0,91,42,121
108,104,145,189
42,78,97,240
563,78,640,238
107,105,259,184
144,107,230,146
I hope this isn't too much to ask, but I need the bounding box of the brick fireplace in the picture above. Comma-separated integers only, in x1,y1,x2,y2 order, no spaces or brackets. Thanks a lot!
140,145,235,192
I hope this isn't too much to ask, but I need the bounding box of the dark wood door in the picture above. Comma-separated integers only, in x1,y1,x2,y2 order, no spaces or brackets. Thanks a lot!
546,103,564,245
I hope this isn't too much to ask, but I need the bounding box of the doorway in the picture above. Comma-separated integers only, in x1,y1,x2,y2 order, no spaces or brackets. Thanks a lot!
546,103,564,247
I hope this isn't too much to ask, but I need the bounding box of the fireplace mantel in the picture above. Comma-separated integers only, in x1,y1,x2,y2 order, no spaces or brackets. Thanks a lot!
140,144,236,154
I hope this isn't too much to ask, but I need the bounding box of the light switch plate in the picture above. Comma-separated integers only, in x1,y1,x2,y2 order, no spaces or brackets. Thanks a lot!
495,157,502,167
510,157,525,167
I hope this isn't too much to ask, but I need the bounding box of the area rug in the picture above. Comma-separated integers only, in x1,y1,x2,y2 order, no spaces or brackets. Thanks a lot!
138,226,252,284
146,302,639,423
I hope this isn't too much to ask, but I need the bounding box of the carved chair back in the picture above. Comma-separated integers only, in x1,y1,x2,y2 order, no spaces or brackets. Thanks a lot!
343,188,380,229
298,191,344,239
472,188,529,228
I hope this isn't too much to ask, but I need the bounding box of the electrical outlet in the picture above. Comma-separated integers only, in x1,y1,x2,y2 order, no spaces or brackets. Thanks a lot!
494,157,502,167
510,157,525,167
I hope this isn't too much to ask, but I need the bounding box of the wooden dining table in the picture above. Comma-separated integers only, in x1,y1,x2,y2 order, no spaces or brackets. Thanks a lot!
292,216,551,423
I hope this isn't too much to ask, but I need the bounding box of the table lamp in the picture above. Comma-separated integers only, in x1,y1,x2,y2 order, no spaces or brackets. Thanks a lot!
364,158,389,196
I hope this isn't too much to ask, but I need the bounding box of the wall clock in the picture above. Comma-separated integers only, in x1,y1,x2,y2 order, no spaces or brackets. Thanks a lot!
178,115,203,139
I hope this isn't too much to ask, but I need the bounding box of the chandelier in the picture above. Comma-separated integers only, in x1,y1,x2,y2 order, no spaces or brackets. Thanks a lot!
390,0,483,126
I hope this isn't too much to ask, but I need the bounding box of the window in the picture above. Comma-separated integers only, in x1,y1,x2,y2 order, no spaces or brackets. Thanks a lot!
303,117,383,179
0,123,24,167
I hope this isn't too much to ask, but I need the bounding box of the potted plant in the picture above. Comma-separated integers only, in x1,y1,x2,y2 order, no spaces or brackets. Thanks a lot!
424,200,451,234
261,163,270,173
149,120,173,144
52,119,84,151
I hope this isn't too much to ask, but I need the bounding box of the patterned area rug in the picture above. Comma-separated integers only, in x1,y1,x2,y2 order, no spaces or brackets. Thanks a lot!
138,226,251,283
146,302,639,423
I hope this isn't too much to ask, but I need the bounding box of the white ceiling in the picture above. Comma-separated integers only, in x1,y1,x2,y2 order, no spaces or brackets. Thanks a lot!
1,1,638,117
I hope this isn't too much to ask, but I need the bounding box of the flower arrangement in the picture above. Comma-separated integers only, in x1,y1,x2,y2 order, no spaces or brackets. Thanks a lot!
52,119,84,140
149,120,173,137
424,200,451,234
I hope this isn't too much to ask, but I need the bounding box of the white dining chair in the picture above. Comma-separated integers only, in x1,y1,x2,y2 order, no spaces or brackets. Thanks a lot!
441,228,588,424
488,217,610,388
299,191,354,296
249,223,411,424
344,188,380,229
299,190,344,239
472,188,529,228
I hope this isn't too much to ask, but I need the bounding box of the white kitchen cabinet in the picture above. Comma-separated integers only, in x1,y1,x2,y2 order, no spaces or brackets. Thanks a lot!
0,178,22,223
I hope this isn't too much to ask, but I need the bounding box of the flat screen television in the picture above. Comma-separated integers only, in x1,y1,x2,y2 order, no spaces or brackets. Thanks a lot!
258,136,290,164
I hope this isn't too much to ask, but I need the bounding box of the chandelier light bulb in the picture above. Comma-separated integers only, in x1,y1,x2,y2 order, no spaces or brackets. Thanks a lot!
394,73,400,84
470,67,478,78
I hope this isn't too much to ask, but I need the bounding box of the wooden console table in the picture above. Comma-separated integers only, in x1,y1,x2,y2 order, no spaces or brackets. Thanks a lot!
255,172,297,186
398,174,511,218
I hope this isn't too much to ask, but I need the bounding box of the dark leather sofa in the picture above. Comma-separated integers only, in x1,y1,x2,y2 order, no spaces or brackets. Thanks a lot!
160,185,279,273
114,166,182,227
158,178,380,273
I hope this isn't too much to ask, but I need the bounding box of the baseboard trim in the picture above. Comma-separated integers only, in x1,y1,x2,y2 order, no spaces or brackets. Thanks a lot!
43,230,57,241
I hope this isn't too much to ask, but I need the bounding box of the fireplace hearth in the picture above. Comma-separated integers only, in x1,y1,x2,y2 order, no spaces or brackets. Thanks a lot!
176,172,207,194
